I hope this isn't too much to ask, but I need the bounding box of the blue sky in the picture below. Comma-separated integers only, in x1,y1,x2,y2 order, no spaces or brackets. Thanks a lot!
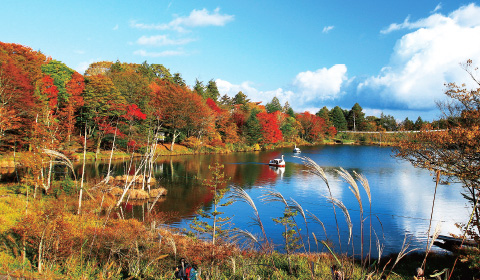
2,1,480,121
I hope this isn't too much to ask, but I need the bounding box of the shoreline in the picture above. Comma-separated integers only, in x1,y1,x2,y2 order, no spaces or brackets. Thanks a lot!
0,138,398,170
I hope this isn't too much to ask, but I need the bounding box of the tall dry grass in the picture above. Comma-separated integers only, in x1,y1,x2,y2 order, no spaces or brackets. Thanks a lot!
295,155,343,251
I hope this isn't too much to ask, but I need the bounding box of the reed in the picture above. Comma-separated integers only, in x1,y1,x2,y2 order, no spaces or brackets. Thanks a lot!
290,198,311,253
326,196,353,245
388,235,418,278
229,228,260,248
337,167,364,262
295,155,343,250
229,186,269,250
306,210,328,242
354,170,372,263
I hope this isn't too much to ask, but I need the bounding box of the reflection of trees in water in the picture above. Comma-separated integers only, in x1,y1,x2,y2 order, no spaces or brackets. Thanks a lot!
75,154,287,222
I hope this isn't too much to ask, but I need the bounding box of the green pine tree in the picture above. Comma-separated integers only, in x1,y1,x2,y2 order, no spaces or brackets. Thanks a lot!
272,207,302,274
330,106,347,131
265,96,282,113
233,91,249,105
193,79,206,98
189,163,234,247
347,103,365,131
205,79,220,101
245,109,262,145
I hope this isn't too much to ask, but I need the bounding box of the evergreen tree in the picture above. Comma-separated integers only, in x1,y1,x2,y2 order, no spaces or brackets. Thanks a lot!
378,113,397,131
265,96,282,113
316,106,331,126
189,163,234,247
280,116,298,142
282,101,292,114
233,91,249,105
414,116,424,130
402,117,415,130
347,103,365,131
286,107,295,118
329,106,347,131
138,61,172,82
245,109,262,145
193,79,205,98
205,79,220,102
172,73,186,87
219,94,233,107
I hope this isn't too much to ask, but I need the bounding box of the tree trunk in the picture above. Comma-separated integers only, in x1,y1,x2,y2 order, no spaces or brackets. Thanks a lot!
78,125,87,215
170,130,180,151
95,135,102,161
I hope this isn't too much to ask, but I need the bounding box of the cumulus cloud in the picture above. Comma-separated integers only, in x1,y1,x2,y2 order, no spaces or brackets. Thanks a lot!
361,3,480,110
133,49,185,57
130,8,234,32
136,35,195,46
322,25,334,33
293,64,348,101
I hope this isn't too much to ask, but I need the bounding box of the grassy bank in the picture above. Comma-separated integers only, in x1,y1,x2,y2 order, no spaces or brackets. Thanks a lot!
1,138,478,279
0,179,478,279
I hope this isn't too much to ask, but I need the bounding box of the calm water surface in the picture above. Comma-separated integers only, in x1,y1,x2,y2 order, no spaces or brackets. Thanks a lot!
82,145,468,255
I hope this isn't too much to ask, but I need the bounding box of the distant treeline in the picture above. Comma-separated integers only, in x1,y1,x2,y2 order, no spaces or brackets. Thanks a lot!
0,42,441,157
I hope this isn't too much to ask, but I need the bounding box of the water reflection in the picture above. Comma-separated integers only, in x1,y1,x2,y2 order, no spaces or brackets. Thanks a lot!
68,146,470,255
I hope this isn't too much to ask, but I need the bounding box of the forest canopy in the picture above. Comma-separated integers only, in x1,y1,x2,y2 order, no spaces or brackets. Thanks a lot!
0,42,433,157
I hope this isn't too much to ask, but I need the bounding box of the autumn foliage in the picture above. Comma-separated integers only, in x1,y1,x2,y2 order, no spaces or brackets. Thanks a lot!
257,111,283,144
0,41,341,155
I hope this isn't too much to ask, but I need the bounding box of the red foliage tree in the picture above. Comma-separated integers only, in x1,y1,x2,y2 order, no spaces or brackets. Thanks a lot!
39,75,58,115
122,104,147,121
61,71,85,143
326,125,337,137
296,112,326,142
33,74,61,150
257,111,283,144
0,53,34,146
149,80,214,151
206,98,223,115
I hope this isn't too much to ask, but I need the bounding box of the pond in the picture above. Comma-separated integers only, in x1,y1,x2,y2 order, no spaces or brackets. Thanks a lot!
79,145,468,256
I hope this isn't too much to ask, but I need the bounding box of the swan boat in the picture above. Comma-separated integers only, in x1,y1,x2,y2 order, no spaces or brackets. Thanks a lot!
293,144,301,153
268,155,285,167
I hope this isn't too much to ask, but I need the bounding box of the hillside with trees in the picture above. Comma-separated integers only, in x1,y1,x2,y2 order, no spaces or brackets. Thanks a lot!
0,42,437,160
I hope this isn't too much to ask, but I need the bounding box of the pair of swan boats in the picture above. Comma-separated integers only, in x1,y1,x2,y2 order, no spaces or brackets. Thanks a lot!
268,145,301,167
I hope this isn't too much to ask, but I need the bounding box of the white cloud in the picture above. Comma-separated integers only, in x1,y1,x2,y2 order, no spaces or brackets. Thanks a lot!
174,7,234,27
322,25,334,33
293,64,348,102
362,3,480,110
431,3,442,13
133,49,185,57
136,35,195,46
113,24,119,31
131,8,234,32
